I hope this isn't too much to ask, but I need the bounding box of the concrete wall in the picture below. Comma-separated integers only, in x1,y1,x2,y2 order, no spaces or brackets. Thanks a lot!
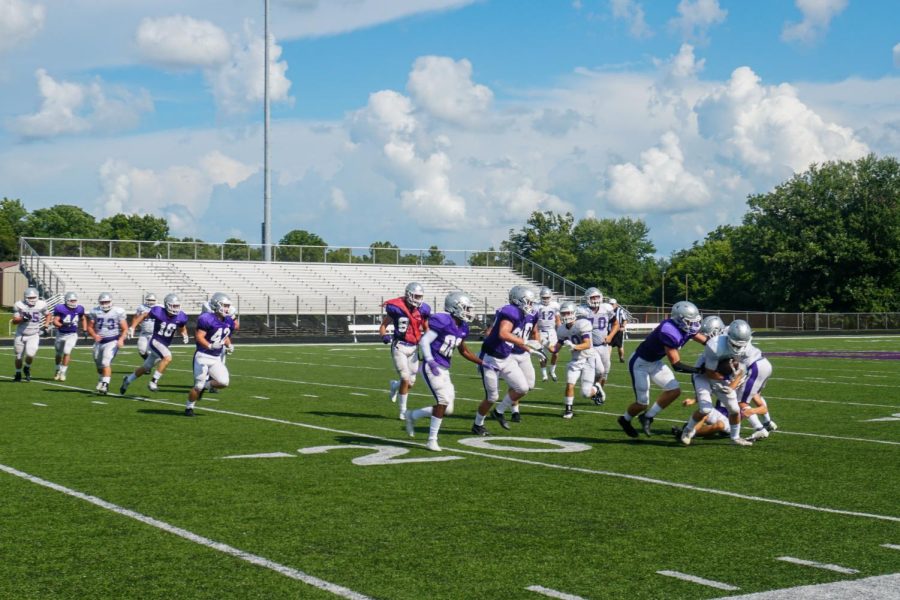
1,264,27,308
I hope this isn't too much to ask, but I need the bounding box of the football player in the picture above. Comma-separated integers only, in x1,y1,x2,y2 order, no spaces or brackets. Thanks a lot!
129,293,158,359
680,319,754,446
471,286,545,435
52,291,86,381
618,300,707,438
504,287,542,423
200,292,237,387
549,302,605,419
536,287,561,382
379,282,431,421
581,287,620,404
608,299,628,363
86,293,128,394
186,293,235,416
11,287,50,382
120,293,189,394
405,291,486,451
731,321,777,440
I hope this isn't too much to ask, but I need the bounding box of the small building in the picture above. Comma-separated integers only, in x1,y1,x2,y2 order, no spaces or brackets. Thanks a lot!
1,262,27,308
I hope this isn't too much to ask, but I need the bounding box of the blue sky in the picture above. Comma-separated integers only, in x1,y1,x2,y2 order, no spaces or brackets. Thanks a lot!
1,0,898,256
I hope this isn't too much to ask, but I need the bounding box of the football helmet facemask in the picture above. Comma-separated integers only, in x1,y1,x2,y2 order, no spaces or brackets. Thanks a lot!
559,301,577,325
585,287,603,308
726,319,752,355
539,287,553,306
508,285,536,315
405,282,425,308
144,293,157,307
164,293,181,316
700,315,726,337
98,292,113,312
444,291,474,323
670,300,701,334
24,287,39,306
64,291,78,308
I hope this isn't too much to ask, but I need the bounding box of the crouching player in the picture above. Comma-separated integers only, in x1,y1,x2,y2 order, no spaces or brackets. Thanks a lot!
405,291,485,451
52,292,86,381
732,321,777,440
120,293,188,394
12,287,50,382
185,294,235,416
680,322,752,446
86,293,128,395
551,302,604,419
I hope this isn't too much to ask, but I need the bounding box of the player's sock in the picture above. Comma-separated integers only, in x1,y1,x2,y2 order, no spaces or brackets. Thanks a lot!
186,400,196,409
59,365,68,375
620,409,632,421
730,423,741,440
760,412,772,425
428,416,443,440
511,404,520,415
565,396,574,409
474,412,487,426
398,394,408,414
101,376,111,384
411,406,433,421
125,373,137,384
645,403,663,419
746,414,764,430
541,368,547,378
683,416,697,432
496,395,513,415
152,369,163,383
15,369,21,375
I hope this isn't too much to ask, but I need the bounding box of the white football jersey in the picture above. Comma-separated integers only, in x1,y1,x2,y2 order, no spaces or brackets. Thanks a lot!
89,306,128,339
702,335,734,371
556,318,593,361
584,302,616,346
736,341,763,367
14,300,49,336
536,301,560,332
134,303,156,334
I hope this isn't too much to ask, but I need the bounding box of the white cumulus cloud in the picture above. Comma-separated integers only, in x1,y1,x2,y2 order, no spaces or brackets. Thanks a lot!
782,0,847,44
11,69,152,139
135,15,231,69
668,0,726,43
893,43,900,68
610,0,652,39
696,66,868,174
0,0,45,53
407,56,493,127
605,131,710,213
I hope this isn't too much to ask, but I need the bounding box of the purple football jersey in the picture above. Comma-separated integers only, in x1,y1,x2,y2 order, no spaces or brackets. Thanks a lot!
482,304,529,360
426,312,470,369
53,304,84,334
510,311,537,355
148,305,189,347
634,318,695,362
195,311,235,357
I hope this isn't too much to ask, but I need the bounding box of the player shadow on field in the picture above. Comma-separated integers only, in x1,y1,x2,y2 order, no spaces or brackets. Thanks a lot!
308,410,390,420
43,387,99,397
136,408,200,417
333,435,408,448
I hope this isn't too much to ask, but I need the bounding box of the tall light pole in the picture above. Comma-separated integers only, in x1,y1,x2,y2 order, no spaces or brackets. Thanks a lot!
262,0,272,262
661,270,666,319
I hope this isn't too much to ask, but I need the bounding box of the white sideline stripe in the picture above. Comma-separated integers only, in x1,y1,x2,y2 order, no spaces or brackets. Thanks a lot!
0,463,373,600
32,402,47,407
8,377,900,524
303,394,318,398
656,570,740,591
775,556,859,574
714,573,900,599
251,396,269,400
91,401,107,405
223,452,294,459
526,584,588,599
882,544,900,551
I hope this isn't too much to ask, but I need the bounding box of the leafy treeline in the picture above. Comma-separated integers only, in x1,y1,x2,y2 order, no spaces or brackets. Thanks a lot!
3,155,897,312
503,154,900,312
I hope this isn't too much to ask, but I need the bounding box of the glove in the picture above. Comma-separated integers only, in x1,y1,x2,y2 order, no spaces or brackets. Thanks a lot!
40,325,49,336
182,332,190,344
225,344,235,355
525,339,543,352
381,334,392,344
127,328,134,340
563,340,575,350
210,340,224,350
426,359,440,375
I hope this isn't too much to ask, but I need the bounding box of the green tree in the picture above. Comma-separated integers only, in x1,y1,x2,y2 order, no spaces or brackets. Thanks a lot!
0,198,26,260
99,214,169,241
466,246,508,267
667,226,755,310
423,245,446,265
368,241,399,264
223,237,258,261
278,230,327,262
737,154,900,312
20,205,100,239
504,211,577,277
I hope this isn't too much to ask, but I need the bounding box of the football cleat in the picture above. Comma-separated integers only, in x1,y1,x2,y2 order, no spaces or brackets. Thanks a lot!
425,439,441,452
389,380,400,403
510,412,521,423
53,372,61,381
591,385,606,406
398,411,406,421
471,423,490,436
617,415,639,438
619,357,625,363
23,367,31,382
541,374,548,382
58,374,66,382
119,376,130,395
550,371,558,382
491,408,510,430
208,385,219,394
148,380,158,392
680,428,695,446
671,426,684,439
13,372,22,382
405,413,415,437
764,420,778,432
638,413,653,436
95,381,103,391
748,428,769,441
562,408,574,420
98,382,109,395
732,437,753,446
185,407,194,417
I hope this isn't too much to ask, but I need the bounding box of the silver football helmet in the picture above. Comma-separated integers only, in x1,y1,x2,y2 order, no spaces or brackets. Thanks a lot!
98,292,113,312
508,285,536,315
559,301,577,325
64,291,78,308
24,287,39,306
210,292,232,318
726,319,753,355
670,300,701,334
144,293,157,307
405,282,425,308
700,315,726,337
539,287,553,306
584,287,603,308
444,291,474,323
164,293,181,316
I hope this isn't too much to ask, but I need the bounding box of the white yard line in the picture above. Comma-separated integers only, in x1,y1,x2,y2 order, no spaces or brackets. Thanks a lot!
17,378,899,524
882,544,900,551
715,573,900,599
775,556,859,574
0,463,374,600
526,584,589,599
656,570,740,591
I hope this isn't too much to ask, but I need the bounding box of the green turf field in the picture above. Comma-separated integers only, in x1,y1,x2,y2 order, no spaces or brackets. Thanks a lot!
1,335,898,599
